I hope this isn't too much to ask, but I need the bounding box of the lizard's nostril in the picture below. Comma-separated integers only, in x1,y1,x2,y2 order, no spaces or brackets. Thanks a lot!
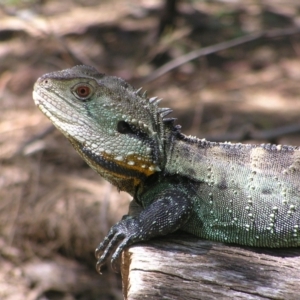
37,77,49,85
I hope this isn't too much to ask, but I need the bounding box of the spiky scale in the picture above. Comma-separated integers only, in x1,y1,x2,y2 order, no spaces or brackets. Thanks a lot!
135,87,143,94
149,96,158,103
163,117,177,123
159,108,173,118
142,90,147,97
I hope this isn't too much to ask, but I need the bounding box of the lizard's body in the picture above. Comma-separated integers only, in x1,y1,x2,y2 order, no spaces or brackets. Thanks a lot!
33,65,300,272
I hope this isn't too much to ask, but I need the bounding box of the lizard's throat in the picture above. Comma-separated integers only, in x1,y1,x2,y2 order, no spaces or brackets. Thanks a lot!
68,136,152,193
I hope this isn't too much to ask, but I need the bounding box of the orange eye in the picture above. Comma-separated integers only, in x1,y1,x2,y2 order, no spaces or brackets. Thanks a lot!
75,85,91,98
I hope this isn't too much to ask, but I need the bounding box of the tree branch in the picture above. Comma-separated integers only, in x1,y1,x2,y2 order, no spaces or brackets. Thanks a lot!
142,27,300,84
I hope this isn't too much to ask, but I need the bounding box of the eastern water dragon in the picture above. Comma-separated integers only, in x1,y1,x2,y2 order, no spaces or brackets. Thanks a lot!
33,65,300,273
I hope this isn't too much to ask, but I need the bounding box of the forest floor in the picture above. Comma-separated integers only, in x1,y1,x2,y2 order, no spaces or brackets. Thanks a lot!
1,0,300,299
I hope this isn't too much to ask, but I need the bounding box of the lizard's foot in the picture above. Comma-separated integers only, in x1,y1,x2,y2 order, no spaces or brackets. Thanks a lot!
95,217,143,273
95,189,192,273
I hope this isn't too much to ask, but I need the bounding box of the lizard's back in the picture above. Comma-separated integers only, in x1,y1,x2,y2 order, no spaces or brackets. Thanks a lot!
166,137,300,247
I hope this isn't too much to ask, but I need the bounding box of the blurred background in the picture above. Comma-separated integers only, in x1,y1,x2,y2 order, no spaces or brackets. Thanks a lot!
1,0,300,299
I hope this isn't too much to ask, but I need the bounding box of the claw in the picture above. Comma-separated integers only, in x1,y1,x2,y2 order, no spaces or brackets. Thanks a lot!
95,231,126,274
95,226,118,259
95,246,102,260
96,249,112,274
96,254,121,274
95,238,108,259
96,260,104,274
94,216,148,273
101,233,122,259
96,242,122,274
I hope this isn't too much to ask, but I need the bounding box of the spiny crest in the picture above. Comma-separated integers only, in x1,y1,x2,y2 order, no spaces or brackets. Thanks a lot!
105,76,179,141
134,87,177,128
131,88,181,139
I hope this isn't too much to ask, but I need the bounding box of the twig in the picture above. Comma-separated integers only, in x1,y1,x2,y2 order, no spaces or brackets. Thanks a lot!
206,123,300,143
142,27,300,84
0,5,89,67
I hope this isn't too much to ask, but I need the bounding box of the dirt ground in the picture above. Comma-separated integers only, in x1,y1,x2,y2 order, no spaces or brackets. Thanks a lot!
1,0,300,299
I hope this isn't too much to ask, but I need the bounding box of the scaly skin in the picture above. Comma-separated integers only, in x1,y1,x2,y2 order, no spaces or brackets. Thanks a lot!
33,65,300,273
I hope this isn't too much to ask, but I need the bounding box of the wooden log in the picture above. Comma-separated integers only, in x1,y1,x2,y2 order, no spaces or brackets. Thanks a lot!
121,232,300,300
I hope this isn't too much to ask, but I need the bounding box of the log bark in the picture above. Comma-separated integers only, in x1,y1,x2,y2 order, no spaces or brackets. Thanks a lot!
121,232,300,300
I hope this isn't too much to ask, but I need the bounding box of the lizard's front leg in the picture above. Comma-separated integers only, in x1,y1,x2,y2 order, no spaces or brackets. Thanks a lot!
95,189,192,273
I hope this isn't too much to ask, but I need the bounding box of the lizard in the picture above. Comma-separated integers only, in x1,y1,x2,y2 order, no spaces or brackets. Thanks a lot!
33,65,300,273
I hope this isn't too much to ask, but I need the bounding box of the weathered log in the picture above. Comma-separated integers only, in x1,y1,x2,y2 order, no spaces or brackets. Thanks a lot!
121,232,300,300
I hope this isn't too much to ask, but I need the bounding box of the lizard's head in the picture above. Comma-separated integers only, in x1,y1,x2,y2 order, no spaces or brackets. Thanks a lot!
33,65,176,192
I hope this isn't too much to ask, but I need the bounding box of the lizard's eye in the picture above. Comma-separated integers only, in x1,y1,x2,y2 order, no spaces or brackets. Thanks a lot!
76,85,90,97
73,84,93,100
117,121,134,134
